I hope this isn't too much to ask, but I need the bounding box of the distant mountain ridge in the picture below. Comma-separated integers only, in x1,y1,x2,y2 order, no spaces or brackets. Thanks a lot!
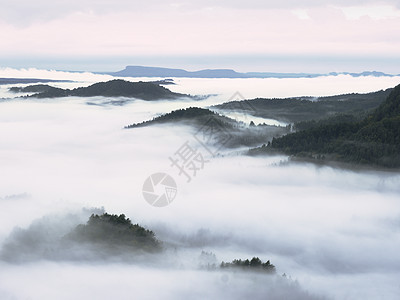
109,66,245,78
106,66,398,79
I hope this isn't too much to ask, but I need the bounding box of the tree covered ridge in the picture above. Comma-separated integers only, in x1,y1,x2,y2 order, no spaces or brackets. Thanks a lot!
250,84,400,168
214,89,391,123
125,107,289,149
221,257,276,273
371,84,400,121
0,210,281,278
21,79,187,100
67,213,161,252
125,107,234,128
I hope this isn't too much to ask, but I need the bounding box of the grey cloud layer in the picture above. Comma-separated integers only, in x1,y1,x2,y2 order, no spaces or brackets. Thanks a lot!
0,77,399,299
1,0,399,24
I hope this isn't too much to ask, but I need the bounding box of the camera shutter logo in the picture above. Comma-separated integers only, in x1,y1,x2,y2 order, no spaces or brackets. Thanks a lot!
142,173,177,207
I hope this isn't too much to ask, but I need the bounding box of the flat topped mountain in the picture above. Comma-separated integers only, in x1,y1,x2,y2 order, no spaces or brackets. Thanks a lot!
24,79,188,100
109,66,243,78
107,65,397,79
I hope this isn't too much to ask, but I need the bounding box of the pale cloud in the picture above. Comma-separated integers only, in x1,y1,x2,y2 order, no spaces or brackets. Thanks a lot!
0,67,113,82
1,6,400,57
1,0,400,25
0,0,400,71
338,4,400,20
291,9,311,20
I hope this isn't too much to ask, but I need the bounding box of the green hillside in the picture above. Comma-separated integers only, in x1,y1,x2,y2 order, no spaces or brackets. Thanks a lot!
215,89,391,123
250,84,400,168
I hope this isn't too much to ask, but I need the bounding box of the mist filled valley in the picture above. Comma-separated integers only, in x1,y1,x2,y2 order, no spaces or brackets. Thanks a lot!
0,70,400,299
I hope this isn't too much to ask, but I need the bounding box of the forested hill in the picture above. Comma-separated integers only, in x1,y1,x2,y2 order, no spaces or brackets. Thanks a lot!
125,107,289,149
125,107,234,128
214,89,391,123
66,213,162,252
250,84,400,168
22,80,188,100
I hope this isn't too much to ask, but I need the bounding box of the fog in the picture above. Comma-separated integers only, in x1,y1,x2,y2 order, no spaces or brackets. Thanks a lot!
0,71,399,299
2,67,400,99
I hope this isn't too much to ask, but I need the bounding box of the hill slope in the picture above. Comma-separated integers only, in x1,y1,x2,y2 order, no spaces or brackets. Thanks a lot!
126,107,289,149
66,213,161,252
250,84,400,168
214,89,391,123
125,107,229,128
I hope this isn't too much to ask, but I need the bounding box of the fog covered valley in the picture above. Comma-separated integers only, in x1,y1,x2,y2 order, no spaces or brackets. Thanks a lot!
0,69,400,300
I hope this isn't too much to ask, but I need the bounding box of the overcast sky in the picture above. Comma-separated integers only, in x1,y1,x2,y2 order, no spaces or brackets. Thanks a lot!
1,0,400,72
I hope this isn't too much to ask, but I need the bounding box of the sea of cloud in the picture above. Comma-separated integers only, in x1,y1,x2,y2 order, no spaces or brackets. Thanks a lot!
0,69,399,299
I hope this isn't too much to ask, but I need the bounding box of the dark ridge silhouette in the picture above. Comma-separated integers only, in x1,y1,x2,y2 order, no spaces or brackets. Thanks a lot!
125,107,289,149
27,79,188,100
221,257,276,274
66,213,161,252
9,84,56,93
0,212,162,262
214,89,392,123
250,84,400,168
125,107,227,128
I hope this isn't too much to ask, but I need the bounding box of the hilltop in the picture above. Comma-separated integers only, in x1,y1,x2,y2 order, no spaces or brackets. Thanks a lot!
66,213,162,253
125,107,231,128
125,107,289,149
18,79,188,100
9,84,55,93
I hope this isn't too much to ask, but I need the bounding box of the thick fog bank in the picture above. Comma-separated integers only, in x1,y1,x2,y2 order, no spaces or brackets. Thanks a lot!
0,72,399,299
